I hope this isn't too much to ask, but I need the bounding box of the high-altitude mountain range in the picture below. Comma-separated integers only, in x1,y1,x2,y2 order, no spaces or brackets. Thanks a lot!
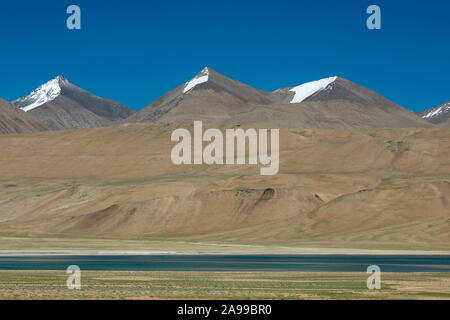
13,76,134,130
128,67,432,128
2,67,445,133
0,69,448,248
0,98,47,134
418,101,450,127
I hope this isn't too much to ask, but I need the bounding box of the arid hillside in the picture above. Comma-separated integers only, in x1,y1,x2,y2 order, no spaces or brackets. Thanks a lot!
128,68,432,129
13,76,134,131
0,124,449,250
0,98,47,134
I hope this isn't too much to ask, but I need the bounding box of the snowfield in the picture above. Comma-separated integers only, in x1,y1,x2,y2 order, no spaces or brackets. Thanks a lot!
184,67,209,93
289,76,337,104
14,76,67,112
422,102,450,119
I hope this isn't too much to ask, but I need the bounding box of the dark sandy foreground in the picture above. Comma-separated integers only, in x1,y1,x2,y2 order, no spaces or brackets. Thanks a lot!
0,270,449,300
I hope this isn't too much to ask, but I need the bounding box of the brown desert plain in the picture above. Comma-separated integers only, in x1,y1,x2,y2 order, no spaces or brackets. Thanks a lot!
0,123,448,251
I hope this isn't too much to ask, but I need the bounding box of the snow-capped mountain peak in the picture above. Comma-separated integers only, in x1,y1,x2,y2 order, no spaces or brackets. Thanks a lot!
14,76,69,112
422,102,450,119
183,67,210,93
289,76,337,104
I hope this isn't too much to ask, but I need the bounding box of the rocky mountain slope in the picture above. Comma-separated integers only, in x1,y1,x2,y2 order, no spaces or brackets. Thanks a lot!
128,67,432,128
0,98,47,134
14,76,134,130
419,101,450,127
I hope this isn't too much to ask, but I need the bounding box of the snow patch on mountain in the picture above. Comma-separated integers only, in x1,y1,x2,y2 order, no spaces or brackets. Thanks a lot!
289,76,337,104
422,102,450,119
14,76,68,112
184,67,209,93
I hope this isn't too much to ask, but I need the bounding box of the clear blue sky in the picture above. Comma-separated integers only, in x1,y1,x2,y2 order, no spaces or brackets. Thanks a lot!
0,0,449,111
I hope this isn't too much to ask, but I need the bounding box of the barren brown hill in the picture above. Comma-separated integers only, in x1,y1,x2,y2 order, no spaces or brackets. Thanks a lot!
0,124,449,250
0,98,47,134
128,68,432,129
127,67,277,124
14,76,134,130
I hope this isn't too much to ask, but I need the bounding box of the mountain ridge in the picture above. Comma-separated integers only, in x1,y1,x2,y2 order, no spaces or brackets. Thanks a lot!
128,67,433,128
5,68,440,131
0,97,47,134
419,101,450,127
13,76,135,131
